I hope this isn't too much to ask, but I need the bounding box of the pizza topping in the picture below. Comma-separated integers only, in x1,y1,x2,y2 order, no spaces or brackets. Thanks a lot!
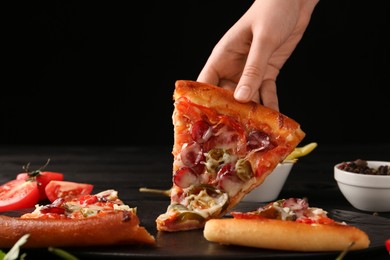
204,149,237,174
235,159,253,181
169,185,229,220
175,99,276,189
180,142,204,168
172,98,282,205
173,167,201,188
204,148,224,173
39,198,66,214
166,204,206,224
191,120,213,144
211,123,241,151
216,163,243,197
20,189,135,220
246,130,272,151
231,198,336,225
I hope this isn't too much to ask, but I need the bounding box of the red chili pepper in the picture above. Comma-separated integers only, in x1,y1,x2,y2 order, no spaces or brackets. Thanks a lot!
385,239,390,253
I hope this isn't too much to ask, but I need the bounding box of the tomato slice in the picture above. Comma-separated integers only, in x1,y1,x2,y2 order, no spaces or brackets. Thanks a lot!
0,179,39,212
17,171,64,201
45,180,94,202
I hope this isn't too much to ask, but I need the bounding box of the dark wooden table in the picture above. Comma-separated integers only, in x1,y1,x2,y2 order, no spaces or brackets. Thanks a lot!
1,144,389,259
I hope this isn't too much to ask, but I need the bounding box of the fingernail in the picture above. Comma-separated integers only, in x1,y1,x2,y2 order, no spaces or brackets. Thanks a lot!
235,85,251,100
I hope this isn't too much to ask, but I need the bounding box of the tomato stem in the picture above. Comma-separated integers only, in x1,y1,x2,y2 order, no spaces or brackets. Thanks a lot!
22,158,51,178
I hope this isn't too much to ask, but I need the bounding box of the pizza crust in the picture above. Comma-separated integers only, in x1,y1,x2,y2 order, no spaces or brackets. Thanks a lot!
174,80,305,143
0,211,156,248
204,218,370,252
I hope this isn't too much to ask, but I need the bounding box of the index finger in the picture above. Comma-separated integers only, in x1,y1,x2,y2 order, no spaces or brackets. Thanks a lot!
234,34,275,103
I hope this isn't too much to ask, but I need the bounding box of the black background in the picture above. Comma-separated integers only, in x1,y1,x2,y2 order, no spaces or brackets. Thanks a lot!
2,0,388,146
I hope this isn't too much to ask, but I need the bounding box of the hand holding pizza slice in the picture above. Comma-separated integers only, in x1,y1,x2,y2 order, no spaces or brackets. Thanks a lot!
156,80,306,232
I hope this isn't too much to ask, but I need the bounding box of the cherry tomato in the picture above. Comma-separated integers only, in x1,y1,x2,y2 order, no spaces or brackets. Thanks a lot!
45,180,94,202
0,179,39,212
17,171,64,201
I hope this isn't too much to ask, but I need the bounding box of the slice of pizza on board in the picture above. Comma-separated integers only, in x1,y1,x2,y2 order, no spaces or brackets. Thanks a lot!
203,197,370,251
156,80,306,232
0,190,156,248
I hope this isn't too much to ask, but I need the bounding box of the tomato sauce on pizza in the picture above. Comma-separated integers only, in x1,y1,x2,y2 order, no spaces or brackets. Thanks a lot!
231,198,336,225
20,190,133,220
156,80,306,232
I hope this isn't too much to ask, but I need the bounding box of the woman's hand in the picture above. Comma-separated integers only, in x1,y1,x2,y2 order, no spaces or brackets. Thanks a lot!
197,0,319,110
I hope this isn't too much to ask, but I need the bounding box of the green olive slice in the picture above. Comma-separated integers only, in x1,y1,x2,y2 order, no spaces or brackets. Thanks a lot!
235,159,253,181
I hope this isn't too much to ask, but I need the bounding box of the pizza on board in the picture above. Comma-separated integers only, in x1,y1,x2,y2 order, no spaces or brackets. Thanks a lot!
204,197,370,252
156,80,306,232
0,189,156,248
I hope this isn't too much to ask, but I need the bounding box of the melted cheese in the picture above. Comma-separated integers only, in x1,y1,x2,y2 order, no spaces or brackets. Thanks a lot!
20,190,135,219
179,187,228,219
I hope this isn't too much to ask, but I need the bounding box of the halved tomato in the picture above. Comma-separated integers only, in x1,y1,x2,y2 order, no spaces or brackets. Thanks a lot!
17,171,64,201
45,180,94,202
0,179,39,212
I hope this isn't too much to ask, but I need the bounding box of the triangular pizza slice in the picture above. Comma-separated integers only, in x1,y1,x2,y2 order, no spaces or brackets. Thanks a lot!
156,80,305,232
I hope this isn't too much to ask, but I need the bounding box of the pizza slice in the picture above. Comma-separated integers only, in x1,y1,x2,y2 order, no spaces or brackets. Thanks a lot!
0,189,156,248
204,197,370,251
156,80,306,232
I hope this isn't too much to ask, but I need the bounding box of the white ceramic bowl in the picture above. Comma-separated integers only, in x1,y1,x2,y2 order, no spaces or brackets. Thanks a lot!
242,162,294,202
334,160,390,212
